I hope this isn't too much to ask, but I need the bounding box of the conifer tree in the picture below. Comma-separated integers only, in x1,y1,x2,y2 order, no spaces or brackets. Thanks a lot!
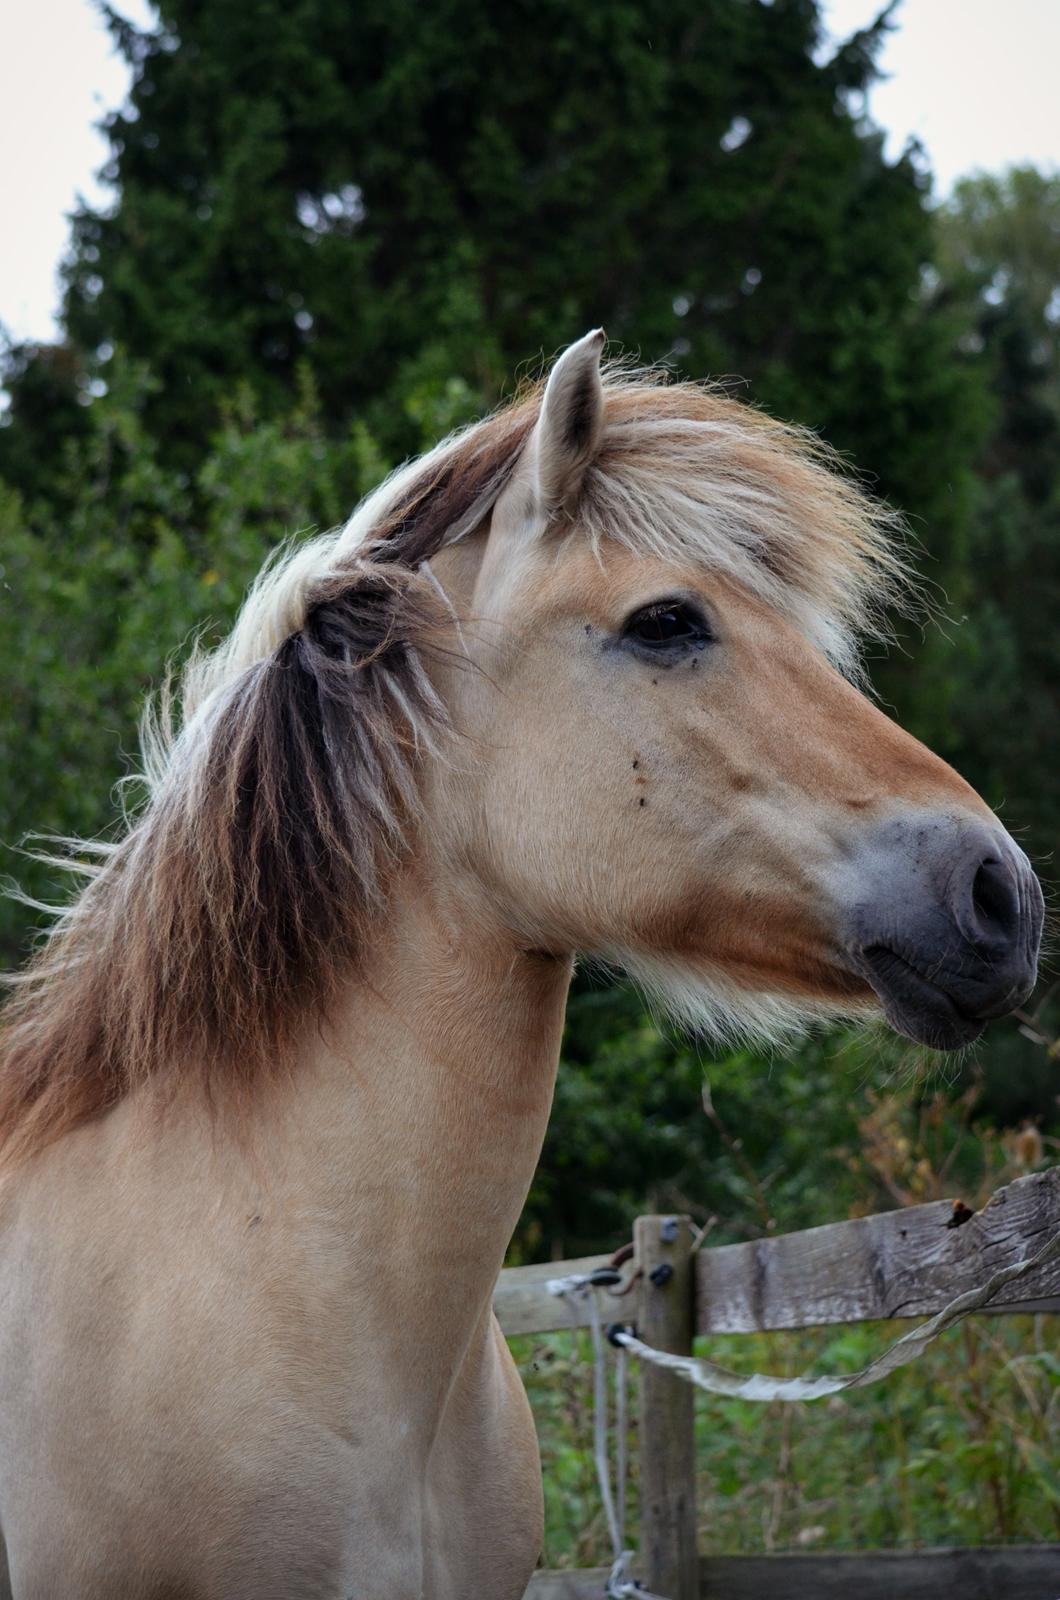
27,0,980,540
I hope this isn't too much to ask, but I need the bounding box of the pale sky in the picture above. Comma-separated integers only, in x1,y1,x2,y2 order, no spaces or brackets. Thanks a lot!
1,0,1058,345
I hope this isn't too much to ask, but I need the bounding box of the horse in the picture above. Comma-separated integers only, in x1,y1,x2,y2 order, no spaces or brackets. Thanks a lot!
0,331,1043,1598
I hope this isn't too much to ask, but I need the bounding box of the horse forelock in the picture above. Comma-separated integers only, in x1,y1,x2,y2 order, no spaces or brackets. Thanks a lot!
0,367,907,1161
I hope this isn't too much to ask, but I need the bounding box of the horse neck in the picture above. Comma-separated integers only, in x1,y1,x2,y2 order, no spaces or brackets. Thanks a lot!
267,866,573,1326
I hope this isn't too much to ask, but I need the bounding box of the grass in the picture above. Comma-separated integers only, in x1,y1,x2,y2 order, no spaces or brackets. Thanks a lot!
514,1312,1060,1570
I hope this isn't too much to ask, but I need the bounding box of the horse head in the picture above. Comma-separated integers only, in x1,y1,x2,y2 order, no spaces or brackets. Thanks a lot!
427,331,1043,1051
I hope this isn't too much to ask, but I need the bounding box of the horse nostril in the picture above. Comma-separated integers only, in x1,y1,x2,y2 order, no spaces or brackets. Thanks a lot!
969,855,1019,943
843,813,1043,1044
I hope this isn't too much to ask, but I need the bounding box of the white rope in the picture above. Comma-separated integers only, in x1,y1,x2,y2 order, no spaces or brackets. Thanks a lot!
546,1272,605,1298
615,1336,628,1551
551,1274,671,1599
588,1291,622,1556
606,1550,662,1599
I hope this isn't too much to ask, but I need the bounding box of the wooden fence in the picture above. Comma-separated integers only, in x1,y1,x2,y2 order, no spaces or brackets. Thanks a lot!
493,1167,1060,1600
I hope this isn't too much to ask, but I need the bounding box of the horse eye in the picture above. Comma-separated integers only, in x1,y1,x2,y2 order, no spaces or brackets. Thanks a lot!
623,601,711,650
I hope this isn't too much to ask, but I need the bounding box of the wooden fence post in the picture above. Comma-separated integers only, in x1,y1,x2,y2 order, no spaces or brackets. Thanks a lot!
634,1213,698,1600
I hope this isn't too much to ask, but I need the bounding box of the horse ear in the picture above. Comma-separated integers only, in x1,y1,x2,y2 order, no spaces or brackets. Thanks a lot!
526,328,606,517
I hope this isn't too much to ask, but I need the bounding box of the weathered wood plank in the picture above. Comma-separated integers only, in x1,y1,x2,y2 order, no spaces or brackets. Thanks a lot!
526,1548,1060,1599
493,1253,615,1337
497,1172,1059,1341
498,1172,1059,1342
636,1214,698,1600
699,1545,1060,1599
524,1568,611,1598
696,1168,1060,1333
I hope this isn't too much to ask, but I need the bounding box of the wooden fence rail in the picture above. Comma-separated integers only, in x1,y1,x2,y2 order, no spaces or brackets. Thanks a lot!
525,1546,1060,1599
696,1166,1060,1333
495,1167,1060,1339
500,1168,1060,1600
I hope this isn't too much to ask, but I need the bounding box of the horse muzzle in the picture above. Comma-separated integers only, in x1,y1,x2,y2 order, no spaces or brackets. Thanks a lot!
839,813,1044,1051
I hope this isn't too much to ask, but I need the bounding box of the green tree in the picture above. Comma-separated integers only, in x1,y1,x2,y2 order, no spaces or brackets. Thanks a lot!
2,0,981,540
0,342,93,516
926,169,1060,859
938,167,1060,420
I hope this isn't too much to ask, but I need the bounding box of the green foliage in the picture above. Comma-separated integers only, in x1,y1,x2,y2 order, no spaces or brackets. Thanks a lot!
939,167,1060,421
0,342,93,515
517,1313,1060,1566
919,168,1060,861
0,358,386,961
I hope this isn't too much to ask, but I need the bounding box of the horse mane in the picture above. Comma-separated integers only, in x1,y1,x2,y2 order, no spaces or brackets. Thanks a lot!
0,368,906,1163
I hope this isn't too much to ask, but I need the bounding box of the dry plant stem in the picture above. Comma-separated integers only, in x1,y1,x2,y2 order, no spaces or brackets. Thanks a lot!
763,1402,794,1552
960,1322,1009,1539
935,1087,978,1190
1014,976,1060,1055
701,1080,775,1234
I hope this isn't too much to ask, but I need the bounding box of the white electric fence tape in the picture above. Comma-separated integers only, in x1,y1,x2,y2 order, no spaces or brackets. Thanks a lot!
546,1219,1060,1597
